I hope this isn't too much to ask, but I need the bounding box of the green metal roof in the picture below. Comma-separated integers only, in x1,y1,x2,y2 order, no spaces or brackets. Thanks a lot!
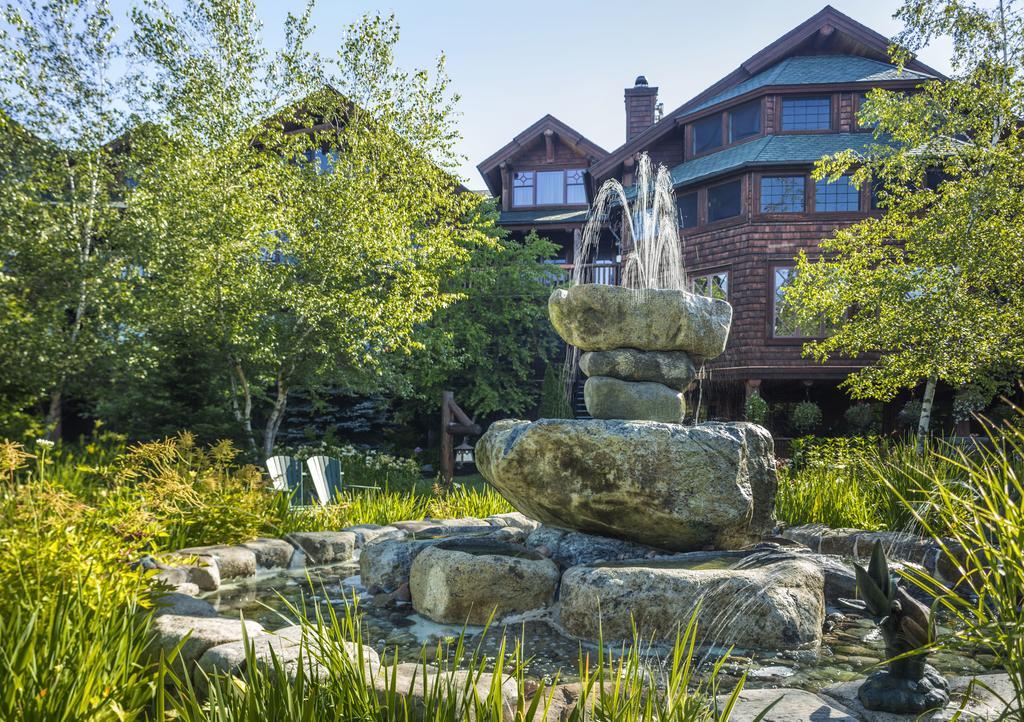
689,55,935,113
498,208,589,225
669,133,891,189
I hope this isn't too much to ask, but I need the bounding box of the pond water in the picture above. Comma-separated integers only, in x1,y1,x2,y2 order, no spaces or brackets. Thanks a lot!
202,560,999,694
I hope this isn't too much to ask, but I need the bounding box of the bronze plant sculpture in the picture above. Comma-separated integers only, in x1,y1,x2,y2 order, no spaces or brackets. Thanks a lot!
841,540,950,713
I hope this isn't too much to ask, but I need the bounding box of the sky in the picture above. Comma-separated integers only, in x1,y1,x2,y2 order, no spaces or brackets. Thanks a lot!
111,0,956,185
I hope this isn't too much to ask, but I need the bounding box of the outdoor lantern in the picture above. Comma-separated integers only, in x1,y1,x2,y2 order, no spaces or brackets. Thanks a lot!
454,438,474,468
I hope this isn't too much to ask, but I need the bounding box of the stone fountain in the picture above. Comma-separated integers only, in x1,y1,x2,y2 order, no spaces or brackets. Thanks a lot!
465,154,824,651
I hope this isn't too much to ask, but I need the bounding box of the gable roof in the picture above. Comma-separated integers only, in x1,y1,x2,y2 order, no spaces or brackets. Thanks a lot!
477,114,609,196
591,5,944,182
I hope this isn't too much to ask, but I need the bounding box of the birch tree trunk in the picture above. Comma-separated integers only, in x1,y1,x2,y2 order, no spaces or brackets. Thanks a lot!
916,375,938,455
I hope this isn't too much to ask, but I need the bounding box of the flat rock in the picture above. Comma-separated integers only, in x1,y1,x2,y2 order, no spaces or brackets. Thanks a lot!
485,512,541,533
476,419,777,551
161,555,220,591
409,542,559,625
525,526,665,568
548,285,731,359
823,672,1017,721
150,614,264,670
584,376,685,423
376,662,518,720
240,538,295,569
195,624,380,696
558,556,824,650
177,545,257,580
152,592,219,618
721,688,859,721
580,348,697,390
344,524,408,547
285,531,355,565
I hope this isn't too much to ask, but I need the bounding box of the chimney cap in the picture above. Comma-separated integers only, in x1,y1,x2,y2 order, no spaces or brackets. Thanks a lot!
634,75,648,87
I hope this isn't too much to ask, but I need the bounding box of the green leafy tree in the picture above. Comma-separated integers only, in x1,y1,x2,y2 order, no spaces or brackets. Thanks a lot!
0,0,146,439
127,3,485,456
391,213,563,422
786,0,1024,449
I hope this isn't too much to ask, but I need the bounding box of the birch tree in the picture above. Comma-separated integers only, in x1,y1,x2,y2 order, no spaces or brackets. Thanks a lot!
785,0,1024,449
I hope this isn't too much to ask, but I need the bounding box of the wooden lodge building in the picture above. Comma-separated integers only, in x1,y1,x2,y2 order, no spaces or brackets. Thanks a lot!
476,6,943,425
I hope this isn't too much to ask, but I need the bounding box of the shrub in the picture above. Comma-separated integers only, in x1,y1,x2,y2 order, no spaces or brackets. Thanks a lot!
843,403,879,435
897,399,922,429
743,391,768,425
789,401,822,435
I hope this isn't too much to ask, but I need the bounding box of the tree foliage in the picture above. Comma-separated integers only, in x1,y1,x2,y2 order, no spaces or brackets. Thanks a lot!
786,0,1024,437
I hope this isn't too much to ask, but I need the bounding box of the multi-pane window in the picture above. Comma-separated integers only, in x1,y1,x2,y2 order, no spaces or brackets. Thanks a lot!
512,171,535,207
815,175,860,211
692,114,723,154
760,176,805,213
692,271,729,300
677,191,698,228
537,171,564,204
729,101,761,143
707,179,742,222
566,169,586,204
781,97,831,131
512,168,586,206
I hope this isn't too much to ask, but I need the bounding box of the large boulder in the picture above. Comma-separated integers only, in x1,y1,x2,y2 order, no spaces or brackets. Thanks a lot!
583,376,684,423
548,285,731,360
580,348,697,391
476,419,777,552
149,614,264,670
409,541,560,625
558,556,824,650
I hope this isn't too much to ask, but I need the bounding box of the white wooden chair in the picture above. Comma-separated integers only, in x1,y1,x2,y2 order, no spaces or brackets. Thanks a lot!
265,455,316,506
306,455,380,501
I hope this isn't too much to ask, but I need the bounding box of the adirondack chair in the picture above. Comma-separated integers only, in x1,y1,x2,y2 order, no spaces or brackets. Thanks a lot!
306,455,381,499
265,455,316,506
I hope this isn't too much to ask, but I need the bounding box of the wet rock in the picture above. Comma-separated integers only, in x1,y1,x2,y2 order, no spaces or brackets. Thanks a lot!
720,688,859,721
152,592,219,618
240,538,295,569
583,376,685,423
176,545,257,580
476,419,777,552
360,538,443,593
149,614,264,670
548,285,731,360
525,526,665,569
162,555,220,591
580,348,697,391
410,542,559,625
485,512,541,533
558,557,824,650
285,531,355,565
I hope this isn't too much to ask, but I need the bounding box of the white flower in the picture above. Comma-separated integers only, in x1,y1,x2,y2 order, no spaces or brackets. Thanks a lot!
35,438,55,450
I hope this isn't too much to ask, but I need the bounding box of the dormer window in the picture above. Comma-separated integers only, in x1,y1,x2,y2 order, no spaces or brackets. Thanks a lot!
512,168,587,207
729,100,761,142
692,115,723,154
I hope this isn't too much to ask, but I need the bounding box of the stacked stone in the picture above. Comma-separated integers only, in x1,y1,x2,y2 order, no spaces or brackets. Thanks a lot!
548,284,732,423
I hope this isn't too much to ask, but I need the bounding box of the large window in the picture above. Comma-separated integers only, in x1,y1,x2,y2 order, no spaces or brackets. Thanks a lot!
729,101,761,143
512,168,587,206
773,267,810,337
537,171,564,204
760,176,805,213
692,114,723,154
692,271,729,300
707,179,742,222
815,175,860,211
512,171,534,207
781,97,831,131
678,191,698,228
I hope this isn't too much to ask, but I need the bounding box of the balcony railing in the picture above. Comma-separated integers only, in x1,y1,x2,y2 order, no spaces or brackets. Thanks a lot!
551,261,622,286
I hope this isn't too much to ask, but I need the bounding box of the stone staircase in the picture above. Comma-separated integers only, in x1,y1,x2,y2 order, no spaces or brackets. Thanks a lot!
572,379,590,419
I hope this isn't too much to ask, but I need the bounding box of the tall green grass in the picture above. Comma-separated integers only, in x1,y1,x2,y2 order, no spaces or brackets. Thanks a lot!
876,417,1024,716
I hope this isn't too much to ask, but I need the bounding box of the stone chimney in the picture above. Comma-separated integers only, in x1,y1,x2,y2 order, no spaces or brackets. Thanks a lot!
624,75,658,142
